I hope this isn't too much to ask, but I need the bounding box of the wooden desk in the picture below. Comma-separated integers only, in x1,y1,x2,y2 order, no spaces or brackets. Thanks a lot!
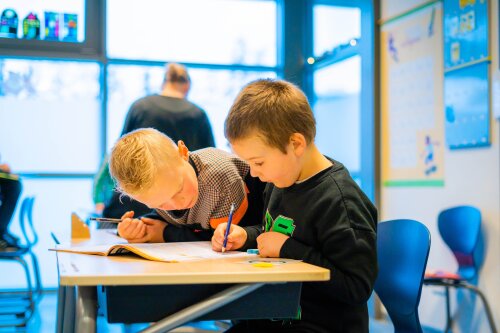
55,230,330,333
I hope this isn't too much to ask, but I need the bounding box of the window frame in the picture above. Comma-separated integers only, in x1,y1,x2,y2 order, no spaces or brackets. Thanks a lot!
307,0,376,202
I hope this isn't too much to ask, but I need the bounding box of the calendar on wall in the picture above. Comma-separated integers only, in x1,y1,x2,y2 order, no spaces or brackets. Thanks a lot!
381,2,445,186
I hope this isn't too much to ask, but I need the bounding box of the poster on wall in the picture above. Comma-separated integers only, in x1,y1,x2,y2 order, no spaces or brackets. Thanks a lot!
0,0,84,43
381,2,445,186
443,0,488,69
444,62,489,148
443,0,490,148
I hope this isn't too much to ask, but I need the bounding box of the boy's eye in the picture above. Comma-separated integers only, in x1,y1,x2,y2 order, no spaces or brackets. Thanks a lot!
254,162,264,167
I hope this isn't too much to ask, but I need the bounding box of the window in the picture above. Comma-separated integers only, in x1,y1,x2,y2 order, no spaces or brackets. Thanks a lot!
107,64,276,151
313,5,360,57
0,58,101,173
309,1,375,200
313,56,361,173
106,0,277,66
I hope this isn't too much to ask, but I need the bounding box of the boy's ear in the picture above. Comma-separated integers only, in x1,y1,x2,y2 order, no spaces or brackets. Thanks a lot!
177,140,189,160
289,133,307,156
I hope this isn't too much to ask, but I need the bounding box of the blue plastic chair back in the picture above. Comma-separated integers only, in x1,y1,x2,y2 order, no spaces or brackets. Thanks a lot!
20,196,38,247
374,219,431,333
438,205,480,280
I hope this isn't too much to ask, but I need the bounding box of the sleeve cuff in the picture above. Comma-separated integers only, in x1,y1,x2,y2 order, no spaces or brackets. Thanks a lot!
280,237,309,260
241,225,261,250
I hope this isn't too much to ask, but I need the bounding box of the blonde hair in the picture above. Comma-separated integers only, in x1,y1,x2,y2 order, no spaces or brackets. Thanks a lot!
225,79,316,153
109,128,180,195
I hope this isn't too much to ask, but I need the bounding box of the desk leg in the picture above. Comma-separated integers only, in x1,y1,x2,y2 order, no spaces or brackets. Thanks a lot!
56,286,76,333
75,286,98,333
139,283,264,333
56,286,66,333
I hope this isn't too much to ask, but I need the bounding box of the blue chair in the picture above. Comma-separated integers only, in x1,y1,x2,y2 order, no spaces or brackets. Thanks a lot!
19,196,42,298
424,206,497,333
0,196,41,328
374,219,431,333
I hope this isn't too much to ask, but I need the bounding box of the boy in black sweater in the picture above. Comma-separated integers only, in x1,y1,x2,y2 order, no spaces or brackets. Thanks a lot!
212,79,378,333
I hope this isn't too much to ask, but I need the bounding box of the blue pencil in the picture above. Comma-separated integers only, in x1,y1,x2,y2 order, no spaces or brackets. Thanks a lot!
222,203,236,253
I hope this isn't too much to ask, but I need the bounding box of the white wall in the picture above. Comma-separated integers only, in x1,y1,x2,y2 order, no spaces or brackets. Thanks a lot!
379,1,500,332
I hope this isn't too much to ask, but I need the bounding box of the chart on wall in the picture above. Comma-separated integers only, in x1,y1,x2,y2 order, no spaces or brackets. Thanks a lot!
443,0,490,149
381,2,445,186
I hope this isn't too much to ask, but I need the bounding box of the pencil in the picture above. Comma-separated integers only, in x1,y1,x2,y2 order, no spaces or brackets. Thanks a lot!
222,203,236,253
50,232,60,245
89,217,122,223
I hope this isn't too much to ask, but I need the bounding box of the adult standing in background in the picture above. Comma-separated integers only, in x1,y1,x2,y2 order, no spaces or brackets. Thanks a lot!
93,63,215,221
121,62,215,149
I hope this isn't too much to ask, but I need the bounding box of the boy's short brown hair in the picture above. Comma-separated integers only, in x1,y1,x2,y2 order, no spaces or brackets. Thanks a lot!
225,79,316,153
109,128,180,195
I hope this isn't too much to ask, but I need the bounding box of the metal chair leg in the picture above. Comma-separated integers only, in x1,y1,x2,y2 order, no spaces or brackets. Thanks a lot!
0,256,34,328
18,256,35,323
457,283,498,333
444,286,452,333
29,251,42,299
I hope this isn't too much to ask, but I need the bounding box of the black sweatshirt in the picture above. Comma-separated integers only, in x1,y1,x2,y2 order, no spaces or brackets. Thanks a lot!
243,159,378,333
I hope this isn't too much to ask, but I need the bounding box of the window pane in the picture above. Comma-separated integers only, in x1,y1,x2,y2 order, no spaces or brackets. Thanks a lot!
0,59,101,173
313,56,360,173
106,0,276,66
107,64,277,151
313,5,360,57
3,178,94,289
0,0,85,42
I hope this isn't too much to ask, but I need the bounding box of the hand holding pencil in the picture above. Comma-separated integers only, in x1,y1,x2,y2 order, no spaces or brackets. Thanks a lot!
222,203,236,253
114,211,167,243
116,211,148,243
211,203,248,252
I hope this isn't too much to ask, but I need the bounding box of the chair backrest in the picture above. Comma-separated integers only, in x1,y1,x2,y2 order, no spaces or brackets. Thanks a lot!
374,219,431,333
19,196,38,247
438,205,481,280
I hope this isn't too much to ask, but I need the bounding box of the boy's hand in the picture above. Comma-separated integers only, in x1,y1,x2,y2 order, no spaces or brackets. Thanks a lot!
94,203,105,215
118,211,147,243
211,223,247,252
141,217,168,243
256,232,289,258
0,163,11,173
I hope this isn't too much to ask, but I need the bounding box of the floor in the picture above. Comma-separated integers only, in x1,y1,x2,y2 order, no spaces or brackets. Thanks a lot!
0,291,396,332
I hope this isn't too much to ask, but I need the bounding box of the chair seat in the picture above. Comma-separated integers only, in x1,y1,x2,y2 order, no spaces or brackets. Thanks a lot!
425,270,460,280
424,270,461,281
0,247,30,257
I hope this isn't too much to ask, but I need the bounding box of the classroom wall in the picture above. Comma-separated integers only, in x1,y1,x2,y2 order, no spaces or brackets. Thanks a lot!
379,0,500,332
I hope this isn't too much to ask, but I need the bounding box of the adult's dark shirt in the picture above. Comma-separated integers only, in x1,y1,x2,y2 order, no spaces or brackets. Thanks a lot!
121,94,215,150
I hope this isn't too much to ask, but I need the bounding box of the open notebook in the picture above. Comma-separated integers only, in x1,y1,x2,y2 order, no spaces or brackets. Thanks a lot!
51,241,254,263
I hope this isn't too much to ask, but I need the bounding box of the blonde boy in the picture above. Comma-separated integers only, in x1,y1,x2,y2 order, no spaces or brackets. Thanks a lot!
212,79,378,333
109,128,264,243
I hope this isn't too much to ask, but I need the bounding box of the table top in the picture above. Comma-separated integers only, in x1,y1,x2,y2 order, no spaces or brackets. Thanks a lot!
56,230,330,286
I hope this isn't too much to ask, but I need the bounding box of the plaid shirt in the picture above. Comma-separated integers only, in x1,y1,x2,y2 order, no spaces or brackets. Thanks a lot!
156,148,250,230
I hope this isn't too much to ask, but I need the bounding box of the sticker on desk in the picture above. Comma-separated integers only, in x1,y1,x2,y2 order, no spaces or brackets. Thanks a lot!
240,258,301,267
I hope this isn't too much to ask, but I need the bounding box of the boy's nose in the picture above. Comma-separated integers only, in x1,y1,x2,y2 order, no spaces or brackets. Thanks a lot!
249,168,259,178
